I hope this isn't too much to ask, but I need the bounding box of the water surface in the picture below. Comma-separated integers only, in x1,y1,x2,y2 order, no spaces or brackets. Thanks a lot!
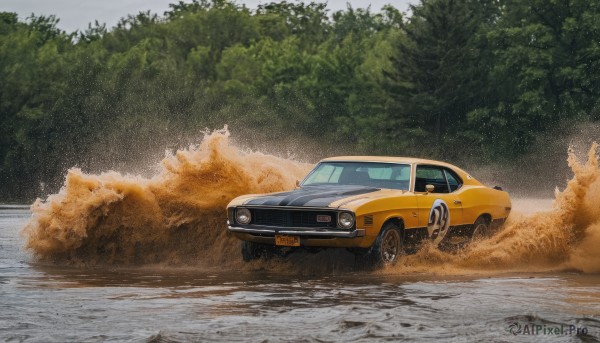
2,207,599,342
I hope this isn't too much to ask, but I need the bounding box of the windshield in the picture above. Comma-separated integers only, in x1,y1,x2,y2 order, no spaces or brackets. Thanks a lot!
301,162,411,190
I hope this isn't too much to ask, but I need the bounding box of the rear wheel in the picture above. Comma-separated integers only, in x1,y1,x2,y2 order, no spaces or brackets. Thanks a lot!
365,222,404,267
471,216,491,241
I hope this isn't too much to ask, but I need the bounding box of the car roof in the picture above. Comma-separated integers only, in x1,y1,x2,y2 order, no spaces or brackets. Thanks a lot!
320,156,458,168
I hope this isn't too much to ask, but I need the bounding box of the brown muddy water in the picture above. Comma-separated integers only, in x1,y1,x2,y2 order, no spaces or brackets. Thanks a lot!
4,130,600,341
2,205,600,342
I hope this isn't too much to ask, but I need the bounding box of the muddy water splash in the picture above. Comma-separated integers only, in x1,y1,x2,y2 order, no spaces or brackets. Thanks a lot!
22,128,311,265
23,131,600,274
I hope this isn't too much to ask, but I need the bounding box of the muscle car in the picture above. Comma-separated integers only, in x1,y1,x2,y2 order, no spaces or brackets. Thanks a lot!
227,156,511,266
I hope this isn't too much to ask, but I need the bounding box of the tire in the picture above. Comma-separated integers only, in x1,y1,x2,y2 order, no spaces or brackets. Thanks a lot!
471,216,491,241
365,222,404,268
241,241,276,262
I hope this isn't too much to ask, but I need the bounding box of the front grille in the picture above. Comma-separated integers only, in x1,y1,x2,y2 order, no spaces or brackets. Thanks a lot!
253,209,287,226
252,209,337,228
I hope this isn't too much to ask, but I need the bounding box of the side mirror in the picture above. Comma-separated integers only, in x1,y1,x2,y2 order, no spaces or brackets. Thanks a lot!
425,184,435,193
295,180,300,188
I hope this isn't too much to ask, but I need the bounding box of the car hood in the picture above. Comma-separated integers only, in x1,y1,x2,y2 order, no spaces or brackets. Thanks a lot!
242,185,381,208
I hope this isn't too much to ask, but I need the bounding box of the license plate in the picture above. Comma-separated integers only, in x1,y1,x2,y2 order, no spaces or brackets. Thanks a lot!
275,235,300,247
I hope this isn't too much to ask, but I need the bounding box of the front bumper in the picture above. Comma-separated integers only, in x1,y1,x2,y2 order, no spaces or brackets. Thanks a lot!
227,223,365,238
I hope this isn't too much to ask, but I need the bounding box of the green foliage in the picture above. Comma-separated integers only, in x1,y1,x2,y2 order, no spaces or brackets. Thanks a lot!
385,0,495,158
1,0,599,201
468,0,600,157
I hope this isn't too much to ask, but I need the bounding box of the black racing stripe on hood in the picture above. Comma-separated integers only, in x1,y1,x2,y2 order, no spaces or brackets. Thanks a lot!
245,185,380,207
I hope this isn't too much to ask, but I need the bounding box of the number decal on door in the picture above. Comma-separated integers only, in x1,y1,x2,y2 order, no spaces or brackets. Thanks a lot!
428,199,450,245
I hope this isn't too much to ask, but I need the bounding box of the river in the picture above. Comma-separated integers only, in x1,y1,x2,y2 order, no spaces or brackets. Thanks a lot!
2,205,599,342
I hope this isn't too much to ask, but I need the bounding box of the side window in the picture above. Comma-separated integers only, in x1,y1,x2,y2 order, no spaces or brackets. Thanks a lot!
444,168,463,192
415,166,449,193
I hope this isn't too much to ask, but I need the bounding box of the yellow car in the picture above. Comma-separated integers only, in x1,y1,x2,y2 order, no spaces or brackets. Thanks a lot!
227,156,511,266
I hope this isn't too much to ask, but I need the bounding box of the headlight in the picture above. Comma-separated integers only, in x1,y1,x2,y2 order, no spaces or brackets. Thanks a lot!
235,208,251,225
338,212,355,229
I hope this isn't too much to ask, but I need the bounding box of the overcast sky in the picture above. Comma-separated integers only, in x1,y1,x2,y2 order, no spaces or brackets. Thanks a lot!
2,0,414,33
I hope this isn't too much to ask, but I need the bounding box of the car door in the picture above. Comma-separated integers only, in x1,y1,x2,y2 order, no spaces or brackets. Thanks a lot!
442,167,465,224
414,165,463,245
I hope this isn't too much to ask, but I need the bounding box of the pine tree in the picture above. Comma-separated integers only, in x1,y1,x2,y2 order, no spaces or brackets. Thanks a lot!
386,0,495,157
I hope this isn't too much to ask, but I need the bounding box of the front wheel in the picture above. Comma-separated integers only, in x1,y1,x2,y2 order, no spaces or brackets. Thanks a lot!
241,241,276,262
365,222,404,267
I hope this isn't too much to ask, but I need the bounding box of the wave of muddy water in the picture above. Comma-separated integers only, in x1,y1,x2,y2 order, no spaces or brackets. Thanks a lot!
3,129,600,341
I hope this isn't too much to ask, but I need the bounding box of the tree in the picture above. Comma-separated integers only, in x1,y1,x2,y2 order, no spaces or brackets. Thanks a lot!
386,0,495,157
0,13,73,200
469,0,600,157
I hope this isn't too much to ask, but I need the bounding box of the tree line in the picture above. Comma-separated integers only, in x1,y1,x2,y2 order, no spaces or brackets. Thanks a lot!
1,0,599,201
